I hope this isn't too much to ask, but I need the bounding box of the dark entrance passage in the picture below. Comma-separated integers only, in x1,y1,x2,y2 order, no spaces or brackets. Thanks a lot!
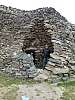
22,18,54,68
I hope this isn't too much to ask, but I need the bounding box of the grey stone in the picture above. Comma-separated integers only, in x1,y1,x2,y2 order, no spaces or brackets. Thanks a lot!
0,5,75,79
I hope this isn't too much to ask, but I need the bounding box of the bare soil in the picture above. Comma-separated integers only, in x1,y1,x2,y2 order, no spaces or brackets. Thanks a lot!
16,82,63,100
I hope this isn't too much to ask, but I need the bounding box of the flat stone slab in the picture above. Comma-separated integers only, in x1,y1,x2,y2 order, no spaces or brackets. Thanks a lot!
50,54,65,61
53,68,69,74
45,67,69,74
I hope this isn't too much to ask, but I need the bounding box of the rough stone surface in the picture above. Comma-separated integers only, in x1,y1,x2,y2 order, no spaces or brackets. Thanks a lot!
0,5,75,78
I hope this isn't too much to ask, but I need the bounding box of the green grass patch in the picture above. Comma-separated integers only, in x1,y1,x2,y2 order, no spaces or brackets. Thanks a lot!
58,80,75,100
61,86,75,100
58,80,75,87
0,73,38,87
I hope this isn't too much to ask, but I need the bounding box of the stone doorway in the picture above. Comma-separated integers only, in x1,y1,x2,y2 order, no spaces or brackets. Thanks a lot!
22,18,54,68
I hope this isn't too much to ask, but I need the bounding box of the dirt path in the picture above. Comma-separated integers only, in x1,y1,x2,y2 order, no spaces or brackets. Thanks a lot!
16,82,63,100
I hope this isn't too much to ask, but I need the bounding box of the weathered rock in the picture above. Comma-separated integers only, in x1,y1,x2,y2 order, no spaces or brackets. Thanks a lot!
34,69,49,81
22,18,54,68
0,5,75,79
15,52,38,78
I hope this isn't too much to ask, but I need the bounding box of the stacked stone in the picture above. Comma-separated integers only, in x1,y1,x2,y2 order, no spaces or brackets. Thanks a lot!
23,18,53,49
0,30,25,69
45,53,70,82
44,20,75,69
22,18,54,68
0,52,38,78
15,52,37,78
0,5,75,78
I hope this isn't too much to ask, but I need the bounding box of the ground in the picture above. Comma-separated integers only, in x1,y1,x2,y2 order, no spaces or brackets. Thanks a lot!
16,82,63,100
0,74,63,100
0,82,63,100
0,73,75,100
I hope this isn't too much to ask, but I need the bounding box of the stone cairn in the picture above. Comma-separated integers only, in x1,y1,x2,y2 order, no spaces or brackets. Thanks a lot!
0,5,75,81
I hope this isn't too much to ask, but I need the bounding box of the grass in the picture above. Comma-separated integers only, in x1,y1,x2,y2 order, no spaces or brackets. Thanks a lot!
0,73,37,87
0,73,38,100
58,80,75,87
58,80,75,100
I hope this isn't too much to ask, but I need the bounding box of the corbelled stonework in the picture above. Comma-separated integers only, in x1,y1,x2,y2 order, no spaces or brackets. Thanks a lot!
0,5,75,78
22,18,54,68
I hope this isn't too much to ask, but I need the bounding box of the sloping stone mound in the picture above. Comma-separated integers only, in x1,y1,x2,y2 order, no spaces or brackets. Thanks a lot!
1,52,38,78
0,5,75,79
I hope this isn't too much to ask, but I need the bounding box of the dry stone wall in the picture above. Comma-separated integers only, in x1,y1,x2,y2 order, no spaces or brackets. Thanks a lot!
0,5,75,76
